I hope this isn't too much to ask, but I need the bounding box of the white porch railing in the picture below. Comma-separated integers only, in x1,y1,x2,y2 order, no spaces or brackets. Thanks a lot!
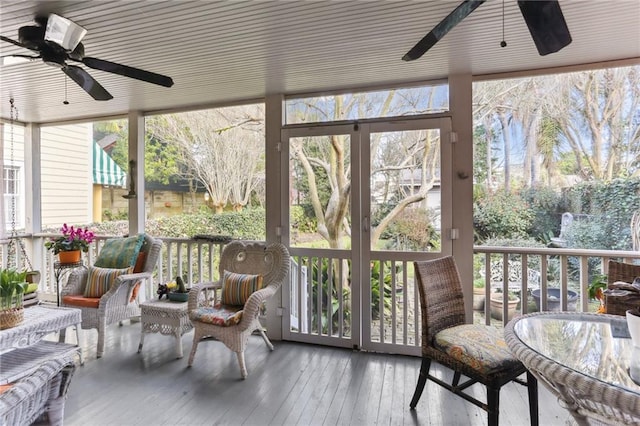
0,234,228,304
3,235,640,352
474,246,640,326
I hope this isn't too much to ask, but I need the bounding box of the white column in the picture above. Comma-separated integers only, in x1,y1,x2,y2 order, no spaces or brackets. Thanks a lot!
265,94,284,340
127,111,145,235
449,74,475,322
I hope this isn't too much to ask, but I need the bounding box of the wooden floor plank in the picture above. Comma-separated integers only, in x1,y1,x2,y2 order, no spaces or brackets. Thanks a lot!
54,324,575,426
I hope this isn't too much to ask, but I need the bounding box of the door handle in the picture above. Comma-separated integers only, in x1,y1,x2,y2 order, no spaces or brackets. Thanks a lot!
363,216,369,232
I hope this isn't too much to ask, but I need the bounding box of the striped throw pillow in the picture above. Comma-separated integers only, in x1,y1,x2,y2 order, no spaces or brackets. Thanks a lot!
84,266,134,298
220,270,264,306
94,234,145,269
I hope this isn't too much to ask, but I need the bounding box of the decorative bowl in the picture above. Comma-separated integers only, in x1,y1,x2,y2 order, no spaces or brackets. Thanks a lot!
168,292,189,302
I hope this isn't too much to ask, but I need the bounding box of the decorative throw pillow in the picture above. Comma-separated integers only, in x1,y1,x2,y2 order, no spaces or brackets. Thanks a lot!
84,266,133,298
94,234,145,269
220,270,264,306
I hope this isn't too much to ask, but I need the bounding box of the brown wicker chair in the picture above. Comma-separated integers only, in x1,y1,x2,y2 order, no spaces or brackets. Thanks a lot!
187,241,290,379
410,256,538,426
604,260,640,316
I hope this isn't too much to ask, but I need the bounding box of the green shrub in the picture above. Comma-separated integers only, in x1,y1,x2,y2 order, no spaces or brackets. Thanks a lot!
383,208,438,251
521,186,562,242
211,209,266,239
474,191,534,242
290,205,317,233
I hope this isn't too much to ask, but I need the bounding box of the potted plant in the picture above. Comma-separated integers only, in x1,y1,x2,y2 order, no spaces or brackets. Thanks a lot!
490,290,520,321
168,276,190,302
473,278,486,311
45,224,95,264
0,268,28,329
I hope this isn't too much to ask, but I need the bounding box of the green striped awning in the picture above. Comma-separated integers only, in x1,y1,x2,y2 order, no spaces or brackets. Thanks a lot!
93,143,126,187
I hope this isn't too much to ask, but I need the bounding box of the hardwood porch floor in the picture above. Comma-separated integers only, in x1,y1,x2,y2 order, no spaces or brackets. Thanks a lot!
57,322,574,426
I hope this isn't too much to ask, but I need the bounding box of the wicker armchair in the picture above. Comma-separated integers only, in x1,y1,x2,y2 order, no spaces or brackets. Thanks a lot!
60,235,162,358
187,241,290,379
410,256,538,426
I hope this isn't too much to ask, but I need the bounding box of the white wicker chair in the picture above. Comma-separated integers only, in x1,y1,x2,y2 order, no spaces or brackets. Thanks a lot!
187,241,290,379
60,235,162,358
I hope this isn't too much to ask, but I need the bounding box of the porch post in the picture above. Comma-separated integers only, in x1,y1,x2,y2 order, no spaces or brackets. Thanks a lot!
127,111,145,234
265,94,284,341
449,74,474,322
25,123,44,271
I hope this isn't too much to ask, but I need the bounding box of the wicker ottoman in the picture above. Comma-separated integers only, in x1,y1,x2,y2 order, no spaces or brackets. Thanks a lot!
138,298,193,358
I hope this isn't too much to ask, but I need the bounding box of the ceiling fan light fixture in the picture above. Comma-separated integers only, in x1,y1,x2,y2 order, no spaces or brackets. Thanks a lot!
45,14,87,51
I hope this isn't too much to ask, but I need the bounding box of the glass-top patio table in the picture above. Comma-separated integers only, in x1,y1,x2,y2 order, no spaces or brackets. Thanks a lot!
505,312,640,426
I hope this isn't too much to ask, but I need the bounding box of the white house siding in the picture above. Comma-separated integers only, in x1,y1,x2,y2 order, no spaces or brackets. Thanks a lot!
40,124,92,227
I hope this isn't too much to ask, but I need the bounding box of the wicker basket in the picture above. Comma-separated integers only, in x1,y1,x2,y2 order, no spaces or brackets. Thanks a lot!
0,307,25,330
605,260,640,316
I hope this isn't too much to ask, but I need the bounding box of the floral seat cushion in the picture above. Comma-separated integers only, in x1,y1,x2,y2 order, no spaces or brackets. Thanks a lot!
190,303,244,327
434,324,521,375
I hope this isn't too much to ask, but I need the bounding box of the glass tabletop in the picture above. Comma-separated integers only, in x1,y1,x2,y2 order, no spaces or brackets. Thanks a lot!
513,313,640,394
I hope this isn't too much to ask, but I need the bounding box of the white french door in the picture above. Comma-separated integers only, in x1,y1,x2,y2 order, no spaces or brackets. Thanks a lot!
282,117,452,355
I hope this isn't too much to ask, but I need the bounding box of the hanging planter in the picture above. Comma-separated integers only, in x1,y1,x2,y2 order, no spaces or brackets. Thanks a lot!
26,270,41,284
58,250,81,264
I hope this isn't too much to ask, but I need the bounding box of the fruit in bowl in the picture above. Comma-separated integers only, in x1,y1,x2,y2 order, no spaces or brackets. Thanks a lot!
168,276,189,302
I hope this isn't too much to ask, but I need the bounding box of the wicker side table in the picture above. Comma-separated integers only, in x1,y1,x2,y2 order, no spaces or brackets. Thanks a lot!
138,298,193,359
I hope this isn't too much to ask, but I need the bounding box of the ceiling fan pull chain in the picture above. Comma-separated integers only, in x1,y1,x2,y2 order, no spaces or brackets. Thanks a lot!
500,0,507,48
6,98,33,271
63,74,69,105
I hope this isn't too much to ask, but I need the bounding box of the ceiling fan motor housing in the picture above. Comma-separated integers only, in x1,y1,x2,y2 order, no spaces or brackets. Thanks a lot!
18,25,45,49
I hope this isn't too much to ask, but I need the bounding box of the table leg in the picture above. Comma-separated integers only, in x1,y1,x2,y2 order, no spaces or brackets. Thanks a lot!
75,324,84,365
176,329,183,359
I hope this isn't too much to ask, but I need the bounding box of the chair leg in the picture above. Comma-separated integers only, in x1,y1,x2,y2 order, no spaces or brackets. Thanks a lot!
527,371,539,426
487,386,500,426
59,328,66,343
237,351,248,379
257,327,274,351
187,335,199,367
410,358,431,409
97,319,106,358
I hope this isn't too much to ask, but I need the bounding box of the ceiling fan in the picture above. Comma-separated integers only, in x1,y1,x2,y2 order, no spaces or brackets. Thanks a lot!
402,0,572,61
0,14,174,101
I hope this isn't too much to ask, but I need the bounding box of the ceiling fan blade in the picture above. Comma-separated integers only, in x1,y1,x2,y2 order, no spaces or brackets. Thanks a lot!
402,0,486,61
0,35,31,50
1,54,40,66
63,65,113,101
518,0,572,56
81,56,174,87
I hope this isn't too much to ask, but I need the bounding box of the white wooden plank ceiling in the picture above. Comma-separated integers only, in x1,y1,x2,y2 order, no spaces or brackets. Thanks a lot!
0,0,639,123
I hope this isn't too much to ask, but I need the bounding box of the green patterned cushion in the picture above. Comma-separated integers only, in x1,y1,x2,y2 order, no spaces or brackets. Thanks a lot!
190,303,244,327
94,234,145,269
84,266,134,298
220,270,264,306
434,324,521,375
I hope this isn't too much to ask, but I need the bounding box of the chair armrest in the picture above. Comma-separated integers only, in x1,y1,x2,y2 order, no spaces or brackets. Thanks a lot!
238,286,277,329
188,281,221,311
60,269,89,296
99,272,152,308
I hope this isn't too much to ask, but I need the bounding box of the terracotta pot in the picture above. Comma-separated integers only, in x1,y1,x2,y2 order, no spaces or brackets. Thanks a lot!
473,287,485,311
58,250,81,264
489,294,520,321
